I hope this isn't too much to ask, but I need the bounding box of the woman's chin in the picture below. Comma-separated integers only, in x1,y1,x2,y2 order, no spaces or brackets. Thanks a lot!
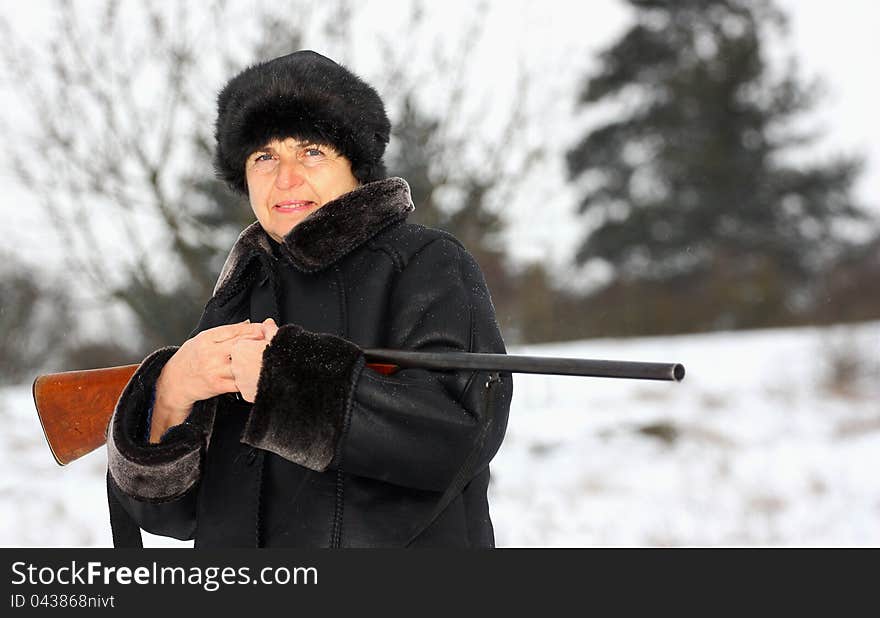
267,220,300,241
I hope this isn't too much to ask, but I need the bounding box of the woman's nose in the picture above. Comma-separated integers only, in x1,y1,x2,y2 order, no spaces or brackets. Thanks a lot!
275,159,306,190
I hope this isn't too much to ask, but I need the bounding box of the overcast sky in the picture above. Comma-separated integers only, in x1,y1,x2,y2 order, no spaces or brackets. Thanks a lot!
2,0,877,272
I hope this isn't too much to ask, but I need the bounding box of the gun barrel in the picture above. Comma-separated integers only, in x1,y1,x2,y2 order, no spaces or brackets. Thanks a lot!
34,349,685,466
364,349,685,382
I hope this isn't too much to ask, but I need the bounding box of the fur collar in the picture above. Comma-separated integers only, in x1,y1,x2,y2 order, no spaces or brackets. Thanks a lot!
213,177,414,298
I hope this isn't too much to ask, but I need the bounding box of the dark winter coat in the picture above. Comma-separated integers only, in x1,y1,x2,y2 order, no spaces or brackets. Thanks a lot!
107,177,513,548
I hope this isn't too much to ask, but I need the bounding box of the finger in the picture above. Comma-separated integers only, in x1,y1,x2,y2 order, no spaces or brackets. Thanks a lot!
209,320,258,342
217,339,238,358
261,318,280,338
218,379,239,394
218,360,236,381
238,329,266,340
217,332,265,356
210,321,253,342
207,366,237,388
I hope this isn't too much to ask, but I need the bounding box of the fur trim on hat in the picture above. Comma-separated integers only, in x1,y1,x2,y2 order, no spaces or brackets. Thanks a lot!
241,324,365,471
214,50,390,195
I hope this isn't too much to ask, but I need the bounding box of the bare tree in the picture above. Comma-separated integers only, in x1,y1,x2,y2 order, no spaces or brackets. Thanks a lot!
0,0,327,355
1,0,551,360
0,253,75,382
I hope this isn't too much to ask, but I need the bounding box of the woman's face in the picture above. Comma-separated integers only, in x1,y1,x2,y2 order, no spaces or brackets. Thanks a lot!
245,137,360,242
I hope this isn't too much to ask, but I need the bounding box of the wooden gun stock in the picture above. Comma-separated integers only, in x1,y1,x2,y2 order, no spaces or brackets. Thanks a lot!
32,361,399,467
33,350,684,466
34,364,144,466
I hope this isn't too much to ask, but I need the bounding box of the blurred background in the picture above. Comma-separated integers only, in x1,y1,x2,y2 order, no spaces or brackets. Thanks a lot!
0,0,877,546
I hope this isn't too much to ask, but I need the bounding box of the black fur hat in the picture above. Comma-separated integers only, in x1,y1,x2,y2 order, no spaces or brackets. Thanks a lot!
214,50,390,195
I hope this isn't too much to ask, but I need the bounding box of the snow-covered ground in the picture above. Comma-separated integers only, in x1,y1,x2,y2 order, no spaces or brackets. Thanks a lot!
1,321,877,547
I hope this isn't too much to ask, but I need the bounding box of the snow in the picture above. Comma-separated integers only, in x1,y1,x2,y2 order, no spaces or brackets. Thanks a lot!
1,321,878,547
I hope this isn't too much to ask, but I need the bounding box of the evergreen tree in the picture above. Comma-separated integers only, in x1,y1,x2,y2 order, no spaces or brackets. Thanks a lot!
566,0,866,332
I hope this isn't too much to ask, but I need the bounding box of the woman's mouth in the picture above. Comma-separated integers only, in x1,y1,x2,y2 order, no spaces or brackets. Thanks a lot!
274,200,316,213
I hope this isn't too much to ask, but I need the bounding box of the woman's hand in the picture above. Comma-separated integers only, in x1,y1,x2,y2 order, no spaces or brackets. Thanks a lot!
230,318,280,403
149,320,265,443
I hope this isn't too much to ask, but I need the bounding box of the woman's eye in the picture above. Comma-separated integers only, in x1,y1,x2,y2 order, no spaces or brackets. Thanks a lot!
254,153,273,162
305,147,324,157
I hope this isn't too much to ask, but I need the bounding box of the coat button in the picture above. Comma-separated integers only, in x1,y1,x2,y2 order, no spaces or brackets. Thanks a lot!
246,448,258,465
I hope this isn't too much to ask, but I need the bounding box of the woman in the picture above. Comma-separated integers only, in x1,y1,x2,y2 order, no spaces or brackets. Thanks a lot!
107,50,512,548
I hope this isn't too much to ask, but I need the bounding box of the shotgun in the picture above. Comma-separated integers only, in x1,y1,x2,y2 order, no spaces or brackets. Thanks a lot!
33,349,685,466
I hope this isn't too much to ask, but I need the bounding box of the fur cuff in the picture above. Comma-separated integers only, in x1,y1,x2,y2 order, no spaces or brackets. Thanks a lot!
107,347,216,502
241,324,365,471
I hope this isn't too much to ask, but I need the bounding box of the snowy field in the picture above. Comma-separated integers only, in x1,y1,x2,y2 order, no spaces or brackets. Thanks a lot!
1,321,877,547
